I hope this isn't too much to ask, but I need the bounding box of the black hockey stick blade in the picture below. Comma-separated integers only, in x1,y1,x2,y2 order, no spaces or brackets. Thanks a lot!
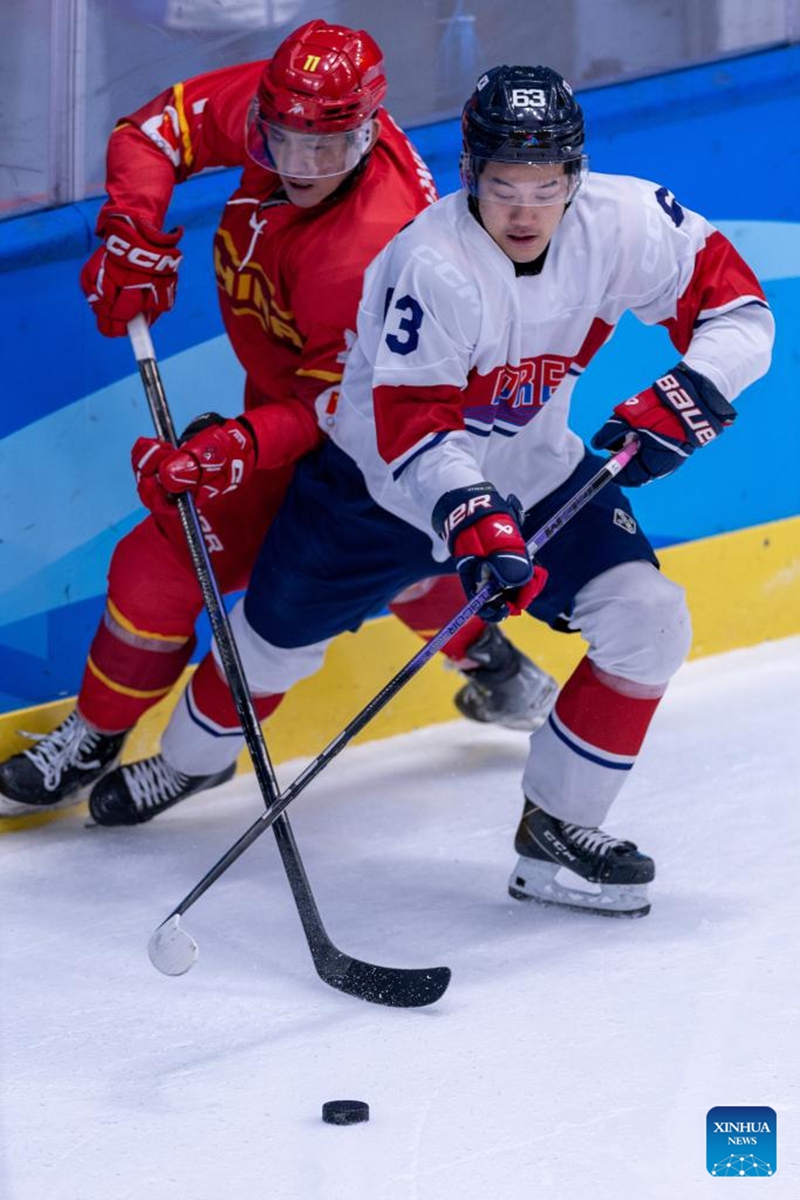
271,818,451,1008
321,955,451,1008
148,914,451,1005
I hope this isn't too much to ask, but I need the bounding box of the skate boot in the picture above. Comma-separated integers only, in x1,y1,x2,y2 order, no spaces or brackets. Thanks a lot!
508,797,654,918
89,754,236,826
0,711,126,817
455,626,558,732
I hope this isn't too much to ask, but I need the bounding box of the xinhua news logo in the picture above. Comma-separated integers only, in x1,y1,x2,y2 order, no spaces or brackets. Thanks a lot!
706,1106,776,1177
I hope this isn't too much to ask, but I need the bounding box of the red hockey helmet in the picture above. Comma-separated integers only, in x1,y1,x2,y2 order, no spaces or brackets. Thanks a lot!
246,21,387,178
255,19,387,133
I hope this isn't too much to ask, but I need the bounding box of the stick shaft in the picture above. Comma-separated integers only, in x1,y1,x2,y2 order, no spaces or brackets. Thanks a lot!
128,318,339,959
161,435,639,919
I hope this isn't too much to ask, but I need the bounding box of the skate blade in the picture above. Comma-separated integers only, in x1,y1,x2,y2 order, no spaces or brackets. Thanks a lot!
508,858,651,918
0,789,89,820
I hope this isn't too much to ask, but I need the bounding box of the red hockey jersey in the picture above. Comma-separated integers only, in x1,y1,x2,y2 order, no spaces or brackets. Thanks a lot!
98,60,438,452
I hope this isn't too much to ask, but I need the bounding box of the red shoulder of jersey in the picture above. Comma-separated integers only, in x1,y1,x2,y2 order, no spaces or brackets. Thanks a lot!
661,229,768,355
374,382,466,466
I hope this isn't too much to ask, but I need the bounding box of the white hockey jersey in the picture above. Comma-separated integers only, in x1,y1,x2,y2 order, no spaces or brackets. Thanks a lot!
320,173,773,559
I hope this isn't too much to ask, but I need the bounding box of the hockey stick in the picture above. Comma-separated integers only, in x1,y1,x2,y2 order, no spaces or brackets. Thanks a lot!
146,433,640,963
127,315,450,1008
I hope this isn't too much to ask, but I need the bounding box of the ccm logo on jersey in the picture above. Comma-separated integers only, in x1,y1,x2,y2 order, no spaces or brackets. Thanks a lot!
105,234,182,273
440,493,493,539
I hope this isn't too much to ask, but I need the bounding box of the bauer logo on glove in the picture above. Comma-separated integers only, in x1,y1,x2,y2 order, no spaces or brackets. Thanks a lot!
432,482,548,622
592,362,737,487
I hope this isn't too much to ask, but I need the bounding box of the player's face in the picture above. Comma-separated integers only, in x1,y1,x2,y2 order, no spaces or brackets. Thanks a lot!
477,162,569,263
248,114,377,209
278,167,353,208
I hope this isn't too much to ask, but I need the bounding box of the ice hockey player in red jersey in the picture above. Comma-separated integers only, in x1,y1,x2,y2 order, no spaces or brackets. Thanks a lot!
122,62,773,914
0,27,557,822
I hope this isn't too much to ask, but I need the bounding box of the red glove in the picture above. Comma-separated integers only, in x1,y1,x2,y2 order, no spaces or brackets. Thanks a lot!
132,416,257,514
432,484,549,622
80,213,183,337
591,363,736,486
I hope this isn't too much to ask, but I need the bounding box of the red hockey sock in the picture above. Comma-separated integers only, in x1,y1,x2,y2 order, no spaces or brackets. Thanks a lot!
553,655,666,759
78,603,196,733
190,652,284,729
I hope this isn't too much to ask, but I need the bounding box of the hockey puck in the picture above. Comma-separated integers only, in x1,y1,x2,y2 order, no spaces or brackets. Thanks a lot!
321,1100,369,1126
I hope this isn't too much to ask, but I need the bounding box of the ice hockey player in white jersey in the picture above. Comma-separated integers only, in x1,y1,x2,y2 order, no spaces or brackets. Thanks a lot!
129,64,774,917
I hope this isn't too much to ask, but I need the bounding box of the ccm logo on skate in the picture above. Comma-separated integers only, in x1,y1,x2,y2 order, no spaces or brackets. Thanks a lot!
542,829,578,863
106,234,182,273
656,373,719,445
440,494,493,538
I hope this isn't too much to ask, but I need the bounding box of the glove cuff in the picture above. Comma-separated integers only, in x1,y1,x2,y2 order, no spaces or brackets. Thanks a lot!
99,211,184,248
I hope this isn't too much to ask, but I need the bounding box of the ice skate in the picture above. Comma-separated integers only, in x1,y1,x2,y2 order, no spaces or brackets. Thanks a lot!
455,626,558,732
0,711,126,817
508,797,654,917
89,754,236,826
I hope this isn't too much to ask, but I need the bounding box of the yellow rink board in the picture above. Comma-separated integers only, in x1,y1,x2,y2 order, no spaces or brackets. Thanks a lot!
1,514,798,832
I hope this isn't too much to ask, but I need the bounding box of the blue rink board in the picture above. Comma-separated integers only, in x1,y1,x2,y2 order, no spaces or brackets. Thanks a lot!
0,45,797,712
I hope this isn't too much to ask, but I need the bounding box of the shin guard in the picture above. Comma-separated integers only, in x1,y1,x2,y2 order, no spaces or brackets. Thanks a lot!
78,601,196,733
161,653,283,777
522,655,665,828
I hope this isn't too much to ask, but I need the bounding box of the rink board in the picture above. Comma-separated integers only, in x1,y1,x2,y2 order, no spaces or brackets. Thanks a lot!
1,513,797,831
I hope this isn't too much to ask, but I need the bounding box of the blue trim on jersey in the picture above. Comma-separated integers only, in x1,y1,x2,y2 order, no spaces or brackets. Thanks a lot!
392,430,450,480
463,419,529,439
547,714,633,770
693,297,770,327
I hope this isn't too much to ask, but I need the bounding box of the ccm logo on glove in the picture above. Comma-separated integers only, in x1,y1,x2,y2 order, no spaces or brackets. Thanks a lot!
80,212,183,337
104,234,182,274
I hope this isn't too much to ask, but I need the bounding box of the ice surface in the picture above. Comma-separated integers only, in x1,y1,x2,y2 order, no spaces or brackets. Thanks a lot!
2,637,798,1199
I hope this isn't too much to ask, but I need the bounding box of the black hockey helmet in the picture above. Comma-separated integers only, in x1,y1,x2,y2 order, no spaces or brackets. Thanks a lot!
461,65,588,204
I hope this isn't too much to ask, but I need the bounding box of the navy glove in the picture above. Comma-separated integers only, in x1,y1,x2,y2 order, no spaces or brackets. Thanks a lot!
591,363,737,487
432,483,548,622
